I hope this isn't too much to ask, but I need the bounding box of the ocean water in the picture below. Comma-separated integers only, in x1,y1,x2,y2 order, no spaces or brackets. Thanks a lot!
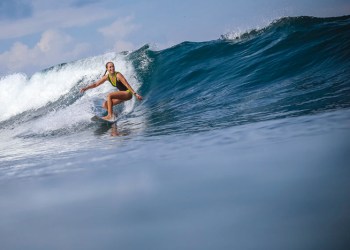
1,16,350,249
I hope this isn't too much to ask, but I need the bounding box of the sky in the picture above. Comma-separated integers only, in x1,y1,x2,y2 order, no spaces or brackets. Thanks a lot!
0,0,349,76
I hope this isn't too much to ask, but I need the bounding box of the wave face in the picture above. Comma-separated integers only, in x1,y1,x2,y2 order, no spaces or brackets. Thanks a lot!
133,15,350,135
1,15,350,138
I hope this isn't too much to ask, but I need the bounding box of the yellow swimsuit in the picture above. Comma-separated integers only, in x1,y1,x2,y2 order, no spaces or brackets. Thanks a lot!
107,72,131,94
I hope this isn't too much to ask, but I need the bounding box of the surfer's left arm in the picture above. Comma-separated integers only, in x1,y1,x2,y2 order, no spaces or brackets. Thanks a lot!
117,73,143,100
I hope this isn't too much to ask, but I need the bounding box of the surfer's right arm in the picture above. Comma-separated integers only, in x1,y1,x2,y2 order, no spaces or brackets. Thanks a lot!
80,76,108,93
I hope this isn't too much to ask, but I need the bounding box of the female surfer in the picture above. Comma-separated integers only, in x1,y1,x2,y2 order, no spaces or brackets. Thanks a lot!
80,62,142,121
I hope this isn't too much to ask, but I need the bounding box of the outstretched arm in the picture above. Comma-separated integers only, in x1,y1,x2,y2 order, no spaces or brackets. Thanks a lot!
117,73,143,100
80,75,108,93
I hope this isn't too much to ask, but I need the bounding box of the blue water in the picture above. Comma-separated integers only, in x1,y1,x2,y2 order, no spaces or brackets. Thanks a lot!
1,16,350,249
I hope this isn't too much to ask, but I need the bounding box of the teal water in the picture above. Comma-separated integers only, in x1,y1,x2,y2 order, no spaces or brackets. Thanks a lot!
0,15,350,249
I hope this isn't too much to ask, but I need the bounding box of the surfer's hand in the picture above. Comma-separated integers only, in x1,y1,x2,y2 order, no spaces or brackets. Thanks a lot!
80,87,86,93
135,93,143,100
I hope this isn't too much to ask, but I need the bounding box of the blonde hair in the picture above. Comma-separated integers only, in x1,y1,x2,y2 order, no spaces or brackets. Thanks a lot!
103,61,114,77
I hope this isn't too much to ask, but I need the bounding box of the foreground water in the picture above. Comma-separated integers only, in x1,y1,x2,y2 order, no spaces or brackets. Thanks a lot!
1,108,349,249
1,15,350,249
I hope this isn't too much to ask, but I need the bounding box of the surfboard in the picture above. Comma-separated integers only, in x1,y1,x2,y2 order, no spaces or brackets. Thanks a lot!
91,115,117,124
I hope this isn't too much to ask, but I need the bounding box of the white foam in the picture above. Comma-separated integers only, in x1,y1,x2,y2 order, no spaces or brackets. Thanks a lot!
0,51,144,135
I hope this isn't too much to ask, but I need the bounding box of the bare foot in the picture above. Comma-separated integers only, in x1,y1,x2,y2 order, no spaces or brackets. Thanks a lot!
102,114,116,121
102,115,112,120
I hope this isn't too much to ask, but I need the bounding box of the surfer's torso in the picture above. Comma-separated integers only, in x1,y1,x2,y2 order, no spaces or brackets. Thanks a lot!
107,72,128,91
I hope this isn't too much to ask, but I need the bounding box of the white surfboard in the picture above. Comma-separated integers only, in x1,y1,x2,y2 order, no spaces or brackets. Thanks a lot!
91,115,117,124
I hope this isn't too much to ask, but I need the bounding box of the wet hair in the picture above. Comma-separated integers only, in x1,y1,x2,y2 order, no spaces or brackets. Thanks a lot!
103,61,114,77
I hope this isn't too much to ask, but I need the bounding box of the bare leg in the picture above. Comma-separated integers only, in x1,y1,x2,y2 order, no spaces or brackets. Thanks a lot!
102,91,132,120
102,99,123,110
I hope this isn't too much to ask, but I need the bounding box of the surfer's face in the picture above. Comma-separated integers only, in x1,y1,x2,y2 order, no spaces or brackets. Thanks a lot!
106,63,115,73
